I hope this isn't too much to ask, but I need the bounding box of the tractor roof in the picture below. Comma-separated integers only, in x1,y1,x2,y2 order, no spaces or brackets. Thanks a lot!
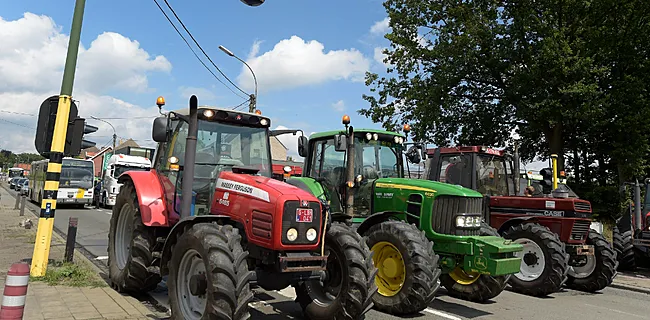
310,128,404,140
427,146,505,157
170,106,267,118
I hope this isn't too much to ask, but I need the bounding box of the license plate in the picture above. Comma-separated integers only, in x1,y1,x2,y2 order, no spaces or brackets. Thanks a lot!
296,208,313,223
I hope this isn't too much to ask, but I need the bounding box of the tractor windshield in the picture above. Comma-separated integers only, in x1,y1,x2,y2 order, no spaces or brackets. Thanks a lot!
476,155,510,196
356,138,402,179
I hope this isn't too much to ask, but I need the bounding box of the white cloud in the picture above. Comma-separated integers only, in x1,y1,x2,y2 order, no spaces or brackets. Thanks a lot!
370,17,390,35
272,125,316,161
179,86,217,102
0,13,170,153
236,36,370,93
332,100,345,112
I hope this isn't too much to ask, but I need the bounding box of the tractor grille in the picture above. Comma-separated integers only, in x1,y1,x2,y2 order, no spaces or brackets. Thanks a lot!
431,196,482,236
574,201,592,212
570,220,591,241
281,200,321,245
252,211,273,239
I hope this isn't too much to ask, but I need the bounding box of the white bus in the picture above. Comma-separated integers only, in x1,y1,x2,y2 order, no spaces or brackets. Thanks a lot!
8,167,25,182
30,157,95,208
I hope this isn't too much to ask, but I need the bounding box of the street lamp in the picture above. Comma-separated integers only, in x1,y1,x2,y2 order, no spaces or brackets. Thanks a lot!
241,0,265,5
219,45,258,113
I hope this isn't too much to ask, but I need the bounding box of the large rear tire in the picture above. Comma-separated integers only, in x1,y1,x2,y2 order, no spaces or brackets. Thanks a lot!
565,229,617,292
502,223,569,297
168,223,253,320
440,223,509,302
613,226,636,270
363,220,440,315
108,181,161,293
294,222,377,320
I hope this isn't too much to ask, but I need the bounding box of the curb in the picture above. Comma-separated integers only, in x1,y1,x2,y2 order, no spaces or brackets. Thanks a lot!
610,281,650,295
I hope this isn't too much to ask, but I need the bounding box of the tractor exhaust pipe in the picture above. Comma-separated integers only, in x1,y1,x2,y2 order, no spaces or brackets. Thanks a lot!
513,141,520,195
180,95,199,219
345,126,355,217
634,179,642,232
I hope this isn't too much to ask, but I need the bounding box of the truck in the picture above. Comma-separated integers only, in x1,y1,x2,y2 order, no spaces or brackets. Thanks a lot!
425,146,617,296
107,96,377,319
286,116,523,315
97,154,152,208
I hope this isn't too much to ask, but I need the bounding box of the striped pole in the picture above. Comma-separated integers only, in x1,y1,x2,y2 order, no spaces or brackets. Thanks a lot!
0,263,30,319
30,0,87,277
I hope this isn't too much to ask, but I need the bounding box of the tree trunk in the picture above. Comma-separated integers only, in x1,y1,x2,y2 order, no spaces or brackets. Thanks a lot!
573,147,580,183
546,122,564,172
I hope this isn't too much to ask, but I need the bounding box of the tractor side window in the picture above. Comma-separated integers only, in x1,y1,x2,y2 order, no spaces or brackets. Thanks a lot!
439,154,472,188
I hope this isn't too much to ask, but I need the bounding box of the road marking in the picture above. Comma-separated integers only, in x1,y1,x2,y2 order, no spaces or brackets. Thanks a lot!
424,308,463,320
584,303,645,319
95,256,108,260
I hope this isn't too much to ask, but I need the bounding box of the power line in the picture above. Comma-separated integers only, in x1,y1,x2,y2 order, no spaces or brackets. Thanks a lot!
152,0,248,100
0,117,34,129
232,98,252,111
160,0,250,97
0,110,35,116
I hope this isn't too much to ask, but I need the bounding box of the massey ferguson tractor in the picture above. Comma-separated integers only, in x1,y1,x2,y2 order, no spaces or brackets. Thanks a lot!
107,96,377,320
286,116,523,315
425,146,617,297
614,178,650,270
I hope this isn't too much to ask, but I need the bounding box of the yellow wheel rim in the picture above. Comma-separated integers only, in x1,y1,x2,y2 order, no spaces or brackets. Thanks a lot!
371,241,406,297
449,266,481,285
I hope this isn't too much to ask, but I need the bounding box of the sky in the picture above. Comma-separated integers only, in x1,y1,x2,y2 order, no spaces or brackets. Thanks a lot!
0,0,547,171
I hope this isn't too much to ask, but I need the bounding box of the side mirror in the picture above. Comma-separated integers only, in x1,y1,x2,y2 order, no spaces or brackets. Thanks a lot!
334,134,347,152
152,117,169,142
406,146,421,164
298,136,309,157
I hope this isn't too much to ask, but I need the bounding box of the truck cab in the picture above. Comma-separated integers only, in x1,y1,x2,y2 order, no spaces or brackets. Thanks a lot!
99,154,151,208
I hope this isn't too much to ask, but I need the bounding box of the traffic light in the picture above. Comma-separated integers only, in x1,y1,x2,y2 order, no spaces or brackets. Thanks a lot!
65,118,98,156
539,168,554,194
35,95,79,158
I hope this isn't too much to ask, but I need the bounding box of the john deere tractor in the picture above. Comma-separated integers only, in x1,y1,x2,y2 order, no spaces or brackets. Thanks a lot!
286,116,523,315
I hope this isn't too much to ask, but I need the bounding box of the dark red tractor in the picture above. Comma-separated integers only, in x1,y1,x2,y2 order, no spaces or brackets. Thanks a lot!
424,146,617,297
107,96,377,319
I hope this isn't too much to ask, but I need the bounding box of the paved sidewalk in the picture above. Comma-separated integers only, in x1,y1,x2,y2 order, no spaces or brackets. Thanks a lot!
0,184,166,319
612,269,650,294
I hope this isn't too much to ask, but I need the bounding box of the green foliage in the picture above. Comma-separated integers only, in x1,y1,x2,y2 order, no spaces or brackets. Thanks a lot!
30,261,106,287
0,150,44,170
362,0,650,214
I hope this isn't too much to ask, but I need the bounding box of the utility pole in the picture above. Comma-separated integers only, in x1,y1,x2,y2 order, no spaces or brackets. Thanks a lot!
248,93,256,113
31,0,86,277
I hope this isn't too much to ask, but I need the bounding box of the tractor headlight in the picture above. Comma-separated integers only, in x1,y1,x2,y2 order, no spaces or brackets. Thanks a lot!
366,132,373,140
456,215,481,228
394,136,400,143
306,228,317,241
373,133,379,140
287,228,298,241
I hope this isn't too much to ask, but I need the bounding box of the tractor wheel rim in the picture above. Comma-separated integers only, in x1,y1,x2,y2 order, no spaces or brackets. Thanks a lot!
371,241,406,297
176,249,207,320
115,203,134,270
449,266,481,285
568,255,596,279
513,238,545,282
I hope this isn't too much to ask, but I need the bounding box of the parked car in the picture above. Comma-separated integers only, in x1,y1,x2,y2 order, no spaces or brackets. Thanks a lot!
10,178,25,190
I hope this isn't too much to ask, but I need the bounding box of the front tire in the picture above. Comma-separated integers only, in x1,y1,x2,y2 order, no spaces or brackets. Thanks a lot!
363,220,440,315
613,226,636,270
502,223,569,297
565,229,618,292
108,181,161,293
294,222,377,320
168,223,254,320
439,223,509,302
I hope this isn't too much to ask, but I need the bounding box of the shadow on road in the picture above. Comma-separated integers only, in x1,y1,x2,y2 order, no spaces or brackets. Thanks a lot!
429,297,492,319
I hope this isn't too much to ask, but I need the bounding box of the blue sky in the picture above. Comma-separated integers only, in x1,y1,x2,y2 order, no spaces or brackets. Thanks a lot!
0,0,393,151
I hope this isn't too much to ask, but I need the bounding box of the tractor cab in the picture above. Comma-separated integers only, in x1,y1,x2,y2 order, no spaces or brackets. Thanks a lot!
425,146,517,196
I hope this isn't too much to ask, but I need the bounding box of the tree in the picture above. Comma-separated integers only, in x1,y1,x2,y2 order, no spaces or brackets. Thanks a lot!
361,0,649,176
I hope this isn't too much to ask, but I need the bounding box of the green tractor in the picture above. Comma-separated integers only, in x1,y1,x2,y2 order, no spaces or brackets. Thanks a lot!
285,116,523,315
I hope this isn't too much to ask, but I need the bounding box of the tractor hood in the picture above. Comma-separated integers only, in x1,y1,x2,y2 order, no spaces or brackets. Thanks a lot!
216,171,319,203
373,177,483,198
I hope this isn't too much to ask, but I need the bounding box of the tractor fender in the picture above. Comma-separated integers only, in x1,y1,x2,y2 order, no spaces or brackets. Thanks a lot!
496,216,537,235
356,211,403,236
118,170,168,227
159,215,236,276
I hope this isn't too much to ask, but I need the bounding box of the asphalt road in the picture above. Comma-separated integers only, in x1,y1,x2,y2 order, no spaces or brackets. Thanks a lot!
13,189,650,320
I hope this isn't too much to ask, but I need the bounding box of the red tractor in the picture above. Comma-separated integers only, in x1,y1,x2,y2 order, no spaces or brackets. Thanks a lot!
425,146,617,297
107,96,377,319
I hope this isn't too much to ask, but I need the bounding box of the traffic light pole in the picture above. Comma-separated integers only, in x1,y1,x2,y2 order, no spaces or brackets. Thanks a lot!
31,0,86,277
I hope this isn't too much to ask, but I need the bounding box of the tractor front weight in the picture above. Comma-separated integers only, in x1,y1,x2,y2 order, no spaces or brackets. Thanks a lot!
435,236,522,276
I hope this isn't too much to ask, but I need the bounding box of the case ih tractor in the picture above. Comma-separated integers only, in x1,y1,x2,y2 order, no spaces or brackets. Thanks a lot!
286,116,523,315
107,96,377,320
425,146,617,296
614,179,650,270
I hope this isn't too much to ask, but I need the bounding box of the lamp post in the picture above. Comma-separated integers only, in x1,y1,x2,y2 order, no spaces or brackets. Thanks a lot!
219,45,258,113
90,116,116,198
